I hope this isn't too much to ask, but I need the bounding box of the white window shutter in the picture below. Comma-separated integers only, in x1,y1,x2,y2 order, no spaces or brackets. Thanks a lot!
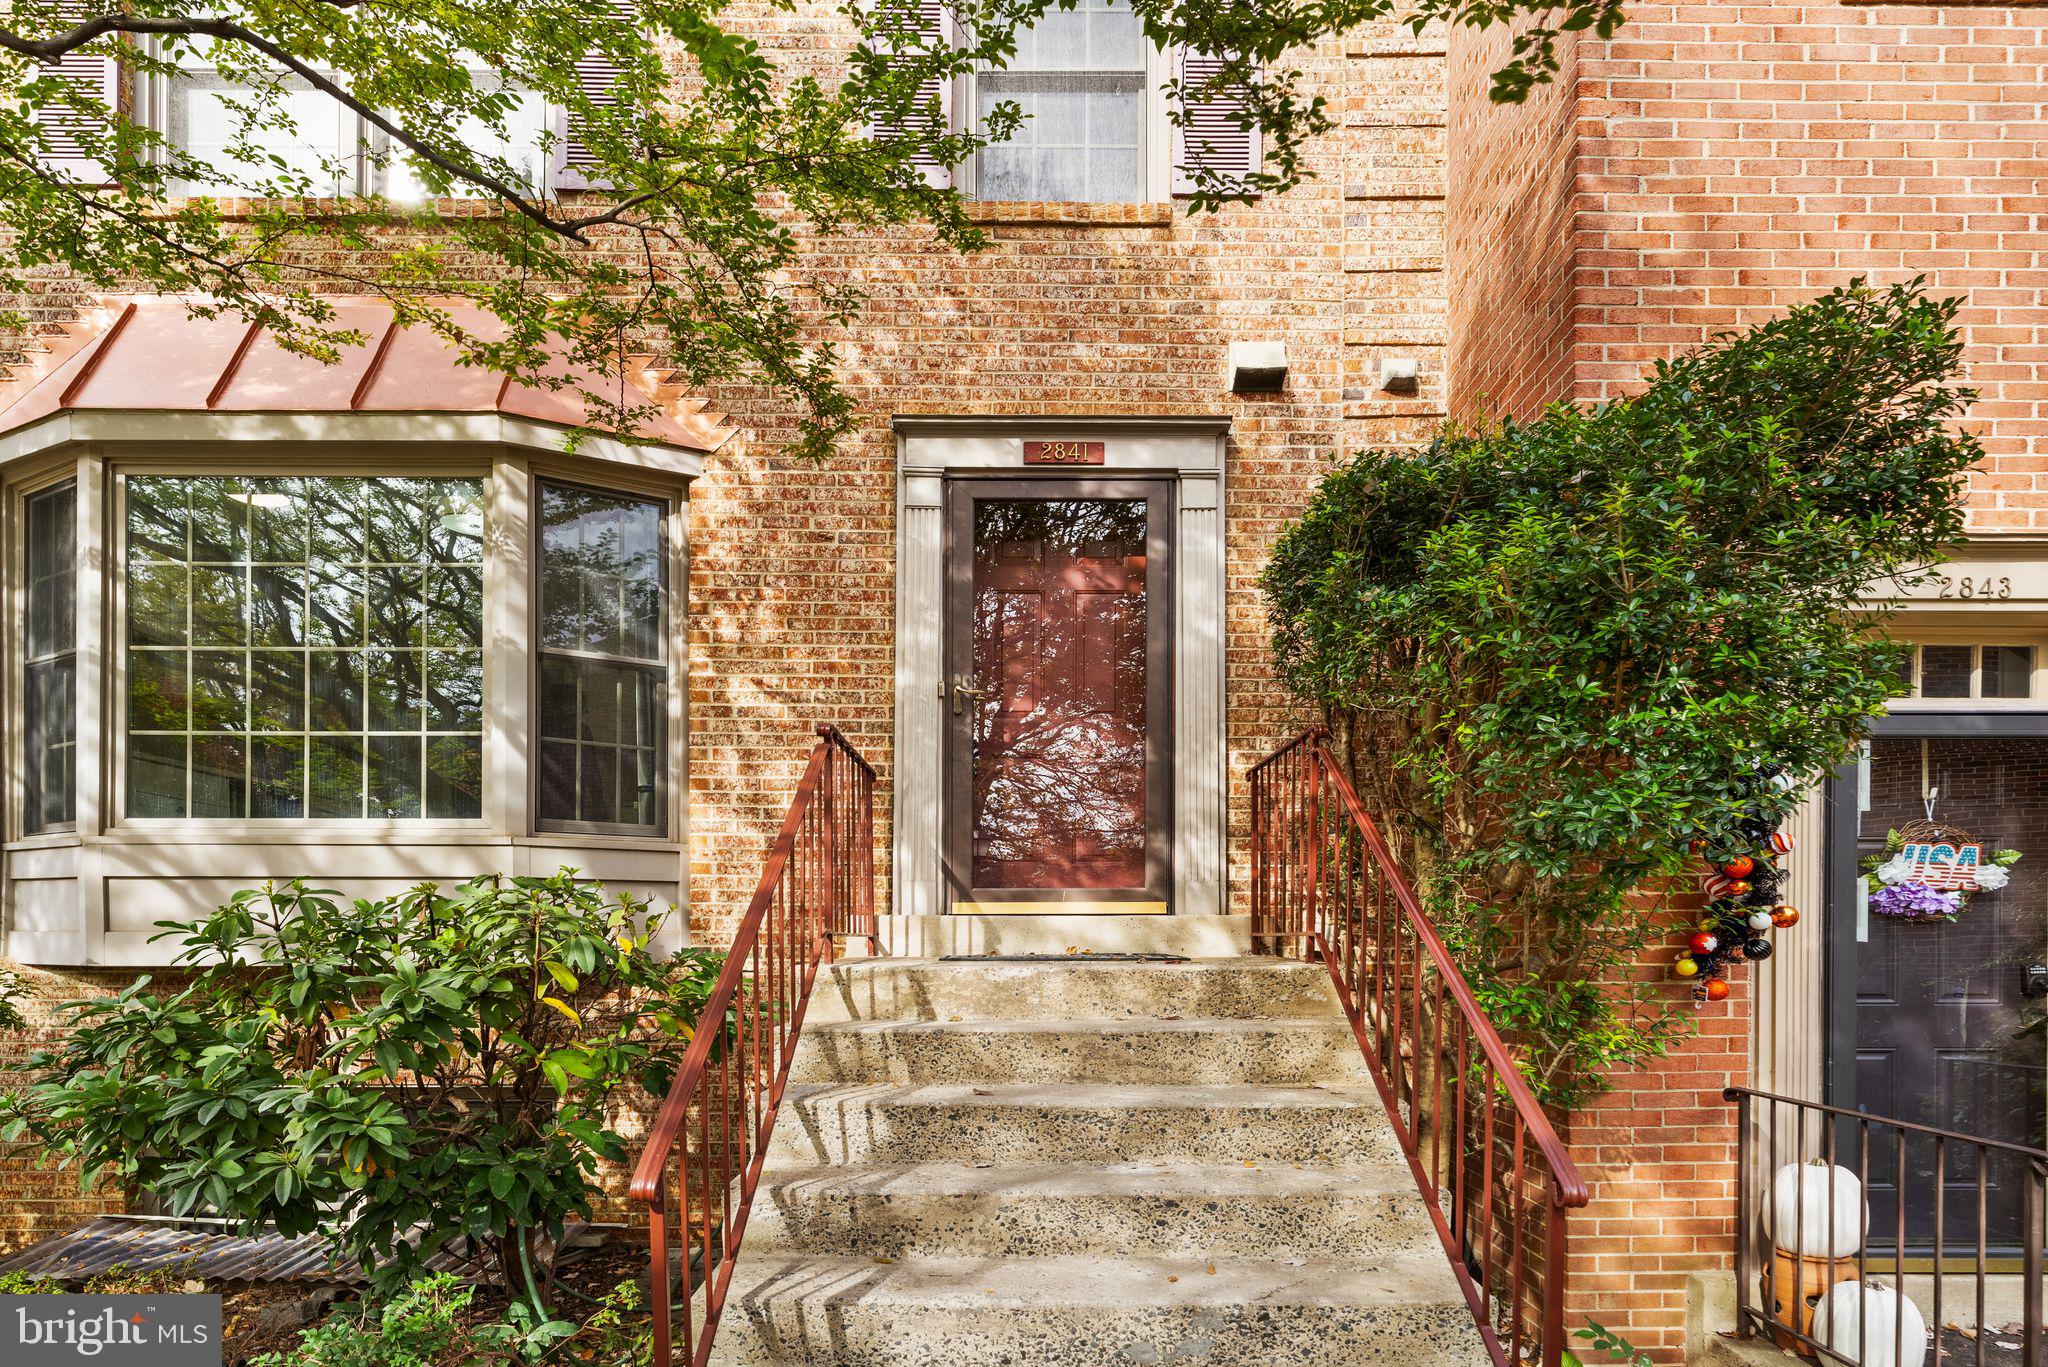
556,0,634,191
867,0,953,190
1172,48,1260,197
35,50,119,184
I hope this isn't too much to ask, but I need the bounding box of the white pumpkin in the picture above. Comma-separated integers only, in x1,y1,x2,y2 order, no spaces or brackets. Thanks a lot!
1765,1160,1866,1258
1812,1281,1927,1367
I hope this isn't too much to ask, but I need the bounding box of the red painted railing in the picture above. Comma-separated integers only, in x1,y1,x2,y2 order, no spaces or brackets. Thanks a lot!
630,724,879,1367
1250,727,1590,1367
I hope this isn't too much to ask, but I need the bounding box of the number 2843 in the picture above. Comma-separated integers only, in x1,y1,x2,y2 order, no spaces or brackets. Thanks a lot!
1937,575,2014,600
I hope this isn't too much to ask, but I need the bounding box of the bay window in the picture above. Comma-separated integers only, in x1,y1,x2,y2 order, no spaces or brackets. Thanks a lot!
0,299,711,967
538,483,668,834
124,475,488,820
23,482,76,835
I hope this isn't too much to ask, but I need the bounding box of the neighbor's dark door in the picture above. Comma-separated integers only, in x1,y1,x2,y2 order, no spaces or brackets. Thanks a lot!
1829,729,2048,1251
941,478,1173,908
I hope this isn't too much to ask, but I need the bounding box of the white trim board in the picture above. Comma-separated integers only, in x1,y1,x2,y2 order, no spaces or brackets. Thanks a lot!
891,417,1231,918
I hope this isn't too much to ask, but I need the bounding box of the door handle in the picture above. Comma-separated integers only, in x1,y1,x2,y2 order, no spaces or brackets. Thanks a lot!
951,677,991,716
2024,963,2048,998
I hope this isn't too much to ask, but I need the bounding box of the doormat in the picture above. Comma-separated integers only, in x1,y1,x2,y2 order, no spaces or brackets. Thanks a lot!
940,953,1191,963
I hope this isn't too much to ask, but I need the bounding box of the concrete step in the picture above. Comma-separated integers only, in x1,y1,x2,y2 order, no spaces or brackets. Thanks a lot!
704,1250,1492,1367
788,1016,1371,1086
806,957,1339,1023
877,914,1254,958
741,1160,1439,1260
764,1083,1404,1168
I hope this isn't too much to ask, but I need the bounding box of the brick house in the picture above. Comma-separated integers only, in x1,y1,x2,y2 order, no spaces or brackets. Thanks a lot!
0,3,2043,1364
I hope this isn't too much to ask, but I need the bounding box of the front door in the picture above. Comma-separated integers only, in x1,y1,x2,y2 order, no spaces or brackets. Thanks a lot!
942,479,1173,911
1830,729,2048,1251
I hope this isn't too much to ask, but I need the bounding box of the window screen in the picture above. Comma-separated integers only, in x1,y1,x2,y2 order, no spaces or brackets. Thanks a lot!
976,0,1145,203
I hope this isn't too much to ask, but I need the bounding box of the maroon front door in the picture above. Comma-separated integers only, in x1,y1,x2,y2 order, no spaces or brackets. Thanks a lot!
943,479,1172,907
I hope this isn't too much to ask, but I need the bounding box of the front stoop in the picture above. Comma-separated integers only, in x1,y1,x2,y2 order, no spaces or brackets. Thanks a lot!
708,921,1493,1366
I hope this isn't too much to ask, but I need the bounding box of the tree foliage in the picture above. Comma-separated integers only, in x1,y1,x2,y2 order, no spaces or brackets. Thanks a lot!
0,873,721,1322
1262,280,1979,1107
4,0,1623,459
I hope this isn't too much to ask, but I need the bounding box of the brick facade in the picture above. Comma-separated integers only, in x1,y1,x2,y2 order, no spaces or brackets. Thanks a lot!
683,10,1452,944
1441,5,2048,1357
1448,2,2048,531
4,5,2040,1361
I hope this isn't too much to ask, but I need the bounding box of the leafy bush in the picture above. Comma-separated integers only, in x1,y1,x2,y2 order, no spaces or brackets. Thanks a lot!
1,872,721,1318
1263,280,1979,1107
0,964,31,1033
251,1273,473,1367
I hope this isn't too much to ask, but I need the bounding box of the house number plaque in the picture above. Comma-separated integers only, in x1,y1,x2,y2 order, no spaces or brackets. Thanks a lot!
1024,439,1105,466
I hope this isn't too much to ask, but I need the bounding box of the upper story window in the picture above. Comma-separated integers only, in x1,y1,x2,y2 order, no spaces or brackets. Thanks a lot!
158,44,551,200
23,482,77,836
974,0,1148,203
874,0,1258,204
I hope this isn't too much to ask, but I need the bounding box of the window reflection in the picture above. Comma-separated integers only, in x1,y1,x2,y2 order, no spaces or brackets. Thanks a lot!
536,483,667,833
24,483,76,834
970,498,1148,889
124,476,484,819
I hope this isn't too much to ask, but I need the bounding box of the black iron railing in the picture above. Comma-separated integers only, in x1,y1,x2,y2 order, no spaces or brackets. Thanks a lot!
1728,1086,2045,1367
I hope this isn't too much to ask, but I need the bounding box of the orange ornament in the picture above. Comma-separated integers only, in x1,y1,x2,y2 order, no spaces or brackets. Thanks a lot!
1722,855,1756,878
1727,879,1754,896
1771,905,1800,929
1704,978,1732,1002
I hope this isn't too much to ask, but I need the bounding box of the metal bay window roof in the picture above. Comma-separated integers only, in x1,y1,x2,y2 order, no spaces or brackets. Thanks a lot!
0,295,733,469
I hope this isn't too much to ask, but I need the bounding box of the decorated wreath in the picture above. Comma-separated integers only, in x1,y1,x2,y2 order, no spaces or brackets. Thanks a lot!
1859,817,2019,923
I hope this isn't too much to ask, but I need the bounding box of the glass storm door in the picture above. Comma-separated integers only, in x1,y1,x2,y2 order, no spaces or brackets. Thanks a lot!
942,479,1172,910
1831,731,2048,1252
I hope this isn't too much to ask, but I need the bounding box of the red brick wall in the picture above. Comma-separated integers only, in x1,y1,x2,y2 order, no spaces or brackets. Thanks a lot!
683,14,1454,942
1526,1,2048,532
0,968,135,1255
1443,5,2048,1358
1446,20,1581,421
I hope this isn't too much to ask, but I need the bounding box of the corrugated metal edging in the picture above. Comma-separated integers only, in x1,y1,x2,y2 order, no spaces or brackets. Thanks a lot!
0,1216,527,1284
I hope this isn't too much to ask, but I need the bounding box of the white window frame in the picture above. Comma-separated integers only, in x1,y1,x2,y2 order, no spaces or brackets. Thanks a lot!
109,459,501,831
0,429,697,968
136,45,555,201
530,475,676,840
7,458,88,847
953,17,1174,204
1888,631,2048,711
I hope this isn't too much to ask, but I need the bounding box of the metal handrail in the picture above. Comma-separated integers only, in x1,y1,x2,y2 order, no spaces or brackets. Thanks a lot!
630,724,880,1367
1726,1085,2045,1367
1250,726,1590,1367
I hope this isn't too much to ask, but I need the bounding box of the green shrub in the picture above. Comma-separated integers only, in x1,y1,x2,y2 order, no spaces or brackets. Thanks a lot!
0,871,721,1318
0,964,31,1033
251,1273,473,1367
1262,279,1978,1107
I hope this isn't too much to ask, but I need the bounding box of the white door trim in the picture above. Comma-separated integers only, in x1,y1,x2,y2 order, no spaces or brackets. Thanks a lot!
892,417,1230,917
